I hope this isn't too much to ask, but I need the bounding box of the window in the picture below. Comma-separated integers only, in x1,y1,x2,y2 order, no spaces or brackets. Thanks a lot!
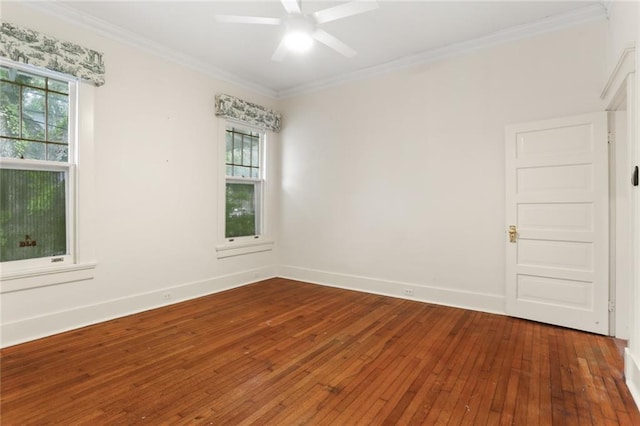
217,123,273,259
224,126,263,239
0,63,76,267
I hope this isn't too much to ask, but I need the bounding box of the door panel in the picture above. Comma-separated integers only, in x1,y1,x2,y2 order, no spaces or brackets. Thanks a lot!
505,112,608,334
516,123,592,158
517,240,593,270
517,164,593,193
516,275,592,309
517,203,593,232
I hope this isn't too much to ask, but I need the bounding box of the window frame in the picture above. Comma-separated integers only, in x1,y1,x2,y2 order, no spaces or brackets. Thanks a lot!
216,120,274,258
0,58,95,286
0,158,76,270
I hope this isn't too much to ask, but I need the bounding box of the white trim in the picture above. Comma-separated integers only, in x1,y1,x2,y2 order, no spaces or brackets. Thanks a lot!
625,348,640,410
278,3,608,98
216,240,274,259
0,57,80,84
0,265,278,348
601,43,636,105
21,1,278,99
0,158,72,172
278,265,505,315
22,2,606,100
0,262,97,293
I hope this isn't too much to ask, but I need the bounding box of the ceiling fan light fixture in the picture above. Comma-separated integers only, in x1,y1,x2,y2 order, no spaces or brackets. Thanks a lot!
217,0,380,60
283,30,313,53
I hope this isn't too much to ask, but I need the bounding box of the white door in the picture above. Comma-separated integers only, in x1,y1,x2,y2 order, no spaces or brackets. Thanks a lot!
505,112,609,335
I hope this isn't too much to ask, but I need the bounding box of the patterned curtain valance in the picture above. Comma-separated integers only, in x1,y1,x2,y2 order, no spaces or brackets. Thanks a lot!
215,94,281,133
0,22,105,86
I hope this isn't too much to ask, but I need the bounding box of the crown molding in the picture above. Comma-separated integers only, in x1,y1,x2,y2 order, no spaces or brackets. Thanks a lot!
277,3,608,99
20,1,607,101
21,1,279,99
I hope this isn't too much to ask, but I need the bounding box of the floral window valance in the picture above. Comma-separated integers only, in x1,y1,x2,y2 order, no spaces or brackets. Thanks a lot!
0,22,105,86
215,94,281,133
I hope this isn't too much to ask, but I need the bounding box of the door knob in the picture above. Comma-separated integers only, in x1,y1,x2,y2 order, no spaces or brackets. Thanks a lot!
509,225,517,243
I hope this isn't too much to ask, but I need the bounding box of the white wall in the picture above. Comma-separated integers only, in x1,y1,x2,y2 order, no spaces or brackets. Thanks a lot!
279,22,607,313
606,1,638,77
0,3,280,346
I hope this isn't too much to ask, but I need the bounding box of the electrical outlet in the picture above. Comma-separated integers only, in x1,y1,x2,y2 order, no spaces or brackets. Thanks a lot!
162,292,172,301
404,289,413,296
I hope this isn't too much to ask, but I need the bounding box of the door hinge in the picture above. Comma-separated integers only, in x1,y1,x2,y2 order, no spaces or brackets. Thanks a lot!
607,132,613,144
608,300,615,312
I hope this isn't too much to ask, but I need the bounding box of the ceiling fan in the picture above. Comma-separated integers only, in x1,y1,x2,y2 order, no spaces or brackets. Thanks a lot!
215,0,379,61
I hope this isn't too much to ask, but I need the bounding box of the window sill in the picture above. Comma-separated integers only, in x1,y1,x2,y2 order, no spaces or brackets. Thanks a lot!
216,240,274,259
0,262,97,293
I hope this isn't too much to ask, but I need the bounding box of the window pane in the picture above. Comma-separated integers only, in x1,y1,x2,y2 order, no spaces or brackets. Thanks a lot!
47,92,69,143
0,138,17,158
48,79,69,94
233,133,243,166
22,87,46,141
242,137,252,166
251,139,259,168
0,138,47,160
0,169,67,262
225,182,256,238
225,130,233,164
15,71,45,88
233,165,251,178
47,144,69,162
0,81,20,138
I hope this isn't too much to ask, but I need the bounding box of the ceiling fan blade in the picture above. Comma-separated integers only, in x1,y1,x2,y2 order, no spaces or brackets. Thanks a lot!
281,0,301,15
312,1,378,25
215,15,281,25
271,39,288,61
312,29,356,58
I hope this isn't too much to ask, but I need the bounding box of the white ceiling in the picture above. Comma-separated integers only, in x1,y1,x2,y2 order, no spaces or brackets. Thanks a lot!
31,1,607,98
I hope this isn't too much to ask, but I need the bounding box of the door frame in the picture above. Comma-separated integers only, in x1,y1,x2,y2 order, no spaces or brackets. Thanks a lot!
600,44,640,409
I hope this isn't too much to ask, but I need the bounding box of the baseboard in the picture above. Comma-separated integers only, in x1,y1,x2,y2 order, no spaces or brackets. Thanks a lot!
625,347,640,410
1,265,506,348
1,265,277,348
278,265,505,315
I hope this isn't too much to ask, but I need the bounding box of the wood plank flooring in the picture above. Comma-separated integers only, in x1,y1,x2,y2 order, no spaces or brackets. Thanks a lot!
1,278,639,424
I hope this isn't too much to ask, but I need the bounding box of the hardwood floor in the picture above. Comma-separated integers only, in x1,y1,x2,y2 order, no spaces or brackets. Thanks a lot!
1,278,639,424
